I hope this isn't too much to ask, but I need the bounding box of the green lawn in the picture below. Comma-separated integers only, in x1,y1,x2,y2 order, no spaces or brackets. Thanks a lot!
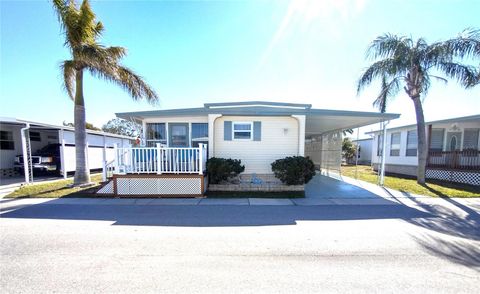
6,174,104,198
341,165,480,198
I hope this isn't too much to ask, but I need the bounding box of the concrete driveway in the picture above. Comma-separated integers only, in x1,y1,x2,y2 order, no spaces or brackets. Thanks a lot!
305,174,382,199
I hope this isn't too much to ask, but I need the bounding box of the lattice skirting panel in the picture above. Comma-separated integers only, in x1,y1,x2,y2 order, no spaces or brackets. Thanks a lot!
426,169,480,186
112,175,205,197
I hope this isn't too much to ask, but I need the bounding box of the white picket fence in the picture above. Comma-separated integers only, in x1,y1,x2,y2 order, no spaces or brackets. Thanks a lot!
102,143,207,180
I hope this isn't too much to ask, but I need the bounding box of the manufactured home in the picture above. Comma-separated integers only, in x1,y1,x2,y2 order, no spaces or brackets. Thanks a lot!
351,138,373,165
367,114,480,186
100,101,398,196
0,117,133,183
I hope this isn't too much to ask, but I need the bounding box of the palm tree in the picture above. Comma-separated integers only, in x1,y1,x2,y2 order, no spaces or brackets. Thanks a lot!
357,29,479,184
53,0,158,185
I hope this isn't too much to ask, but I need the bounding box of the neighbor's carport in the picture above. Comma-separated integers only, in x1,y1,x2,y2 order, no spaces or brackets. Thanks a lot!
0,117,133,184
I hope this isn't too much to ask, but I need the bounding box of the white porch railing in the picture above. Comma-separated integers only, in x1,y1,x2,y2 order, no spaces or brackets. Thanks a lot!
103,143,207,177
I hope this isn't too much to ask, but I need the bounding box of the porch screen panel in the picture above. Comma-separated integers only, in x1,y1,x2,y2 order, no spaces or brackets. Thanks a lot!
429,128,444,152
319,131,342,174
191,123,208,147
146,123,166,147
463,129,479,150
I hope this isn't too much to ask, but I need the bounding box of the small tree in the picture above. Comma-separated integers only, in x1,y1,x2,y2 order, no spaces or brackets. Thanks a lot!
342,138,356,163
63,121,101,131
102,118,141,137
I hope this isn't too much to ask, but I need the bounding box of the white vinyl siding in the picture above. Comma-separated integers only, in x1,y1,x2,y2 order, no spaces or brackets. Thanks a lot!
214,116,299,174
390,132,401,156
406,130,417,156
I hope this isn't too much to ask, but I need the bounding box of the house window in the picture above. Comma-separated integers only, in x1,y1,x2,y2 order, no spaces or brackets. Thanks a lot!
406,130,417,156
429,128,444,152
233,122,253,140
390,132,400,156
0,131,14,150
191,123,208,147
146,123,166,146
377,134,383,156
463,128,479,151
29,131,41,142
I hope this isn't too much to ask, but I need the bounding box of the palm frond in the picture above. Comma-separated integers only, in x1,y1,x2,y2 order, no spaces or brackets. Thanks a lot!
366,34,411,60
444,28,480,59
373,76,401,113
60,60,76,99
437,62,478,88
357,58,405,94
86,64,158,104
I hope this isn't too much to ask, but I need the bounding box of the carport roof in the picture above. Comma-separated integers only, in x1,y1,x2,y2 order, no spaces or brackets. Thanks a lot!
116,101,400,135
0,117,135,140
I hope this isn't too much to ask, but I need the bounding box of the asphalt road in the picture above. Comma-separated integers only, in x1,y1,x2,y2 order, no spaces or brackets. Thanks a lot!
1,200,479,293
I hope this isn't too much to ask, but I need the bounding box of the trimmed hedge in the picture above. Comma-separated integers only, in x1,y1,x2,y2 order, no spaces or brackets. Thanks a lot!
206,157,245,184
271,156,316,185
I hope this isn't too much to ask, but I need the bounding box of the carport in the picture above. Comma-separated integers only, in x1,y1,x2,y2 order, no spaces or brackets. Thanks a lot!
0,117,133,184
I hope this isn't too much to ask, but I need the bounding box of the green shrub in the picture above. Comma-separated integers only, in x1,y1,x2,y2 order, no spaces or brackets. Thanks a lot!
271,156,316,185
207,157,245,184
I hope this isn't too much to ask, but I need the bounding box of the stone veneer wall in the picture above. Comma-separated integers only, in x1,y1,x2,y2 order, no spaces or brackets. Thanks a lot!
208,173,304,192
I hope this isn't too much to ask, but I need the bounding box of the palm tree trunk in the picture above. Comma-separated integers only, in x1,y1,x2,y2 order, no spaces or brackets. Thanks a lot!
412,96,427,184
73,69,91,185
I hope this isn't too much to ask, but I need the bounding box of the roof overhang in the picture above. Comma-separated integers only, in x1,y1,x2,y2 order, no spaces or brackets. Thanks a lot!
305,110,399,135
0,117,135,140
116,101,400,135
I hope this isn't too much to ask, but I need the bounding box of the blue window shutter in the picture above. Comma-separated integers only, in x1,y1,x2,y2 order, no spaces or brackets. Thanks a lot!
253,121,261,141
224,121,232,141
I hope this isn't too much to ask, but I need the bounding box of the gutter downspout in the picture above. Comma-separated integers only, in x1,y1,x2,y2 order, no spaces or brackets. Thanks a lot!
20,123,33,184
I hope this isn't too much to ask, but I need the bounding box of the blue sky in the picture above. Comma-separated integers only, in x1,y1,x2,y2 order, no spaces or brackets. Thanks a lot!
1,0,479,136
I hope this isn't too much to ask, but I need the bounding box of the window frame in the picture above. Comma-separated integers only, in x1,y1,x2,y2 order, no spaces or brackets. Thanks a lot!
191,123,209,146
390,132,401,156
406,130,418,157
145,123,167,147
0,130,15,150
29,131,41,142
232,121,253,141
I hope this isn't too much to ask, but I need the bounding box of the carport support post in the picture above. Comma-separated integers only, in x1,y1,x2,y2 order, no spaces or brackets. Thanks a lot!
379,121,389,186
60,129,67,179
113,143,119,174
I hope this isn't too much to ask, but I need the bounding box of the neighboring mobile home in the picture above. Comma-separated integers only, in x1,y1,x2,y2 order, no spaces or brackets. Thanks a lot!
107,101,398,196
352,138,373,165
367,114,480,186
0,117,133,183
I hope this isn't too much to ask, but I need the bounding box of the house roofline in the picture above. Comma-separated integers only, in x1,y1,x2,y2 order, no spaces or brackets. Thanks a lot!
365,114,480,135
204,101,312,109
0,117,135,140
116,103,399,121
